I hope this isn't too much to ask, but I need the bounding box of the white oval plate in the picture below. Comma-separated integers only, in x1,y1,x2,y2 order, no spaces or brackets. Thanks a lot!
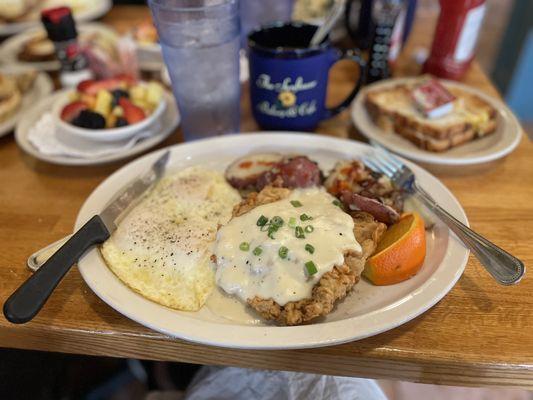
0,0,111,36
351,77,522,166
15,91,179,166
0,66,53,138
75,133,469,349
0,23,119,72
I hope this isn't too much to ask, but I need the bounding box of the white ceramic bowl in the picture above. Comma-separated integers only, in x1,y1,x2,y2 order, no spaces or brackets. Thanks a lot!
52,89,166,143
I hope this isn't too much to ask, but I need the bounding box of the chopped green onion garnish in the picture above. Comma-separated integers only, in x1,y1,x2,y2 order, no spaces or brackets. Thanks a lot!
270,216,284,227
331,199,344,210
256,215,268,227
239,242,249,251
253,246,263,256
290,200,303,208
305,244,315,254
300,213,313,221
295,226,305,239
332,199,345,210
304,225,314,233
278,246,288,259
288,217,297,228
305,261,318,276
267,225,278,239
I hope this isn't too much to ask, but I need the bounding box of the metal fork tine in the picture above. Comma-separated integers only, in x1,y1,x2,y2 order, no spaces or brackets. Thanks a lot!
364,156,394,178
376,147,404,170
371,153,397,176
362,157,380,173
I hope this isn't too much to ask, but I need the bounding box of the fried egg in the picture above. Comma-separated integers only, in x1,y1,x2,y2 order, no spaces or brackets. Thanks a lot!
100,167,241,311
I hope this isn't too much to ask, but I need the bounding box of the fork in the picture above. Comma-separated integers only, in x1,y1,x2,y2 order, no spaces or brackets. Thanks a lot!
363,148,525,285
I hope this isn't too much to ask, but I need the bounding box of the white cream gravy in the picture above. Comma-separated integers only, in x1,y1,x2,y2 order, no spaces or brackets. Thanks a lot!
214,188,361,306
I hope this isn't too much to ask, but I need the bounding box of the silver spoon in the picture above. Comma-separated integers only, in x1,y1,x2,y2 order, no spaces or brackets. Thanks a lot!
309,0,346,47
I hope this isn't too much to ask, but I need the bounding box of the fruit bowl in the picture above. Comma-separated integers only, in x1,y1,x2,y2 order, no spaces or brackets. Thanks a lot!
52,78,167,143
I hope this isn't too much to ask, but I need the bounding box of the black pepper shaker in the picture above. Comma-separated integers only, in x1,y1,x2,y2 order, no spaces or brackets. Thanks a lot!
41,7,92,87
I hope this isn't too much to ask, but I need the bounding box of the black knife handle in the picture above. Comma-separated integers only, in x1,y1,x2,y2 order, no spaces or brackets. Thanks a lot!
3,215,110,324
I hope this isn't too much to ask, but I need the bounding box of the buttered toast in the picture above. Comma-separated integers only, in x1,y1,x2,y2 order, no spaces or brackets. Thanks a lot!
365,80,497,152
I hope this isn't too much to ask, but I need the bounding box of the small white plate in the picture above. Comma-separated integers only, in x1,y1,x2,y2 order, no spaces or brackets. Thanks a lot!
0,23,118,72
0,0,112,37
351,77,523,165
15,91,179,166
75,134,469,349
0,66,53,138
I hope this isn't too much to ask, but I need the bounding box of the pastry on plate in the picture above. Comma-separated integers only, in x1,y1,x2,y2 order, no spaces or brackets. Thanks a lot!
365,77,498,152
0,75,21,122
18,32,56,62
0,70,37,122
0,0,37,22
12,69,37,92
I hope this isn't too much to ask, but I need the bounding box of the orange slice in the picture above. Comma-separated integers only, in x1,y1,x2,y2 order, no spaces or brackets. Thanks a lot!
364,212,426,285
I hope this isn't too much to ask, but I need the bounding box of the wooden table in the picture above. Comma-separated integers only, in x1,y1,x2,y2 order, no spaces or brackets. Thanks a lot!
1,6,532,389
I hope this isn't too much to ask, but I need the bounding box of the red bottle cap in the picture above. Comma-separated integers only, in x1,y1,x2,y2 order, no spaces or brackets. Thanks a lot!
41,7,78,42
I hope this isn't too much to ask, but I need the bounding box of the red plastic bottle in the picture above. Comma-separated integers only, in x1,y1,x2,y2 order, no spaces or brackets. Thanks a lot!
423,0,486,80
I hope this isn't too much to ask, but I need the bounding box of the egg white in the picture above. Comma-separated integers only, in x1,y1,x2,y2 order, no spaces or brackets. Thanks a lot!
100,167,241,311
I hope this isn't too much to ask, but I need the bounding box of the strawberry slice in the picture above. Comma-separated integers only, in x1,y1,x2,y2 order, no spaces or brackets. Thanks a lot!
119,97,146,124
77,77,133,96
60,101,88,122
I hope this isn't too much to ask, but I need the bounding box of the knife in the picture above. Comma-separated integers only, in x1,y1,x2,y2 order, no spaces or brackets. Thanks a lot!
3,150,170,324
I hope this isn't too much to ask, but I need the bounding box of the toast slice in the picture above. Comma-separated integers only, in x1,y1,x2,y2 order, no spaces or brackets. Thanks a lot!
364,79,498,152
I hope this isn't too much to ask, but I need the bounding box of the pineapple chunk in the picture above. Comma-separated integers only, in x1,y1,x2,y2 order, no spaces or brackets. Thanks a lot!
94,90,113,117
112,106,124,117
132,98,152,113
146,82,164,106
129,85,146,102
80,93,96,109
106,112,117,129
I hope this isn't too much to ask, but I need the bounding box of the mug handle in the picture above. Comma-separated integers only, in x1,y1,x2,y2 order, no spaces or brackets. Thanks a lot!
323,48,367,119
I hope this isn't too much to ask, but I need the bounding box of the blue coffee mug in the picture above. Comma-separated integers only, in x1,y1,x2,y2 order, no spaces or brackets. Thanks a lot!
248,22,366,131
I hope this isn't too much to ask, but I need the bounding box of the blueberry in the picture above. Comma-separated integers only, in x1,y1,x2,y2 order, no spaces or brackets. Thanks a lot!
111,89,129,107
71,110,106,129
115,117,129,128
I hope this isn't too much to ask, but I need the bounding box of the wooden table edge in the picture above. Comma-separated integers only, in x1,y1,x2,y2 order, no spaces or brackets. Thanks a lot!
1,4,531,390
1,324,532,389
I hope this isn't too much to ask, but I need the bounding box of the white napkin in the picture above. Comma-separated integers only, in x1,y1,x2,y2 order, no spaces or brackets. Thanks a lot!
184,366,388,400
27,113,158,159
